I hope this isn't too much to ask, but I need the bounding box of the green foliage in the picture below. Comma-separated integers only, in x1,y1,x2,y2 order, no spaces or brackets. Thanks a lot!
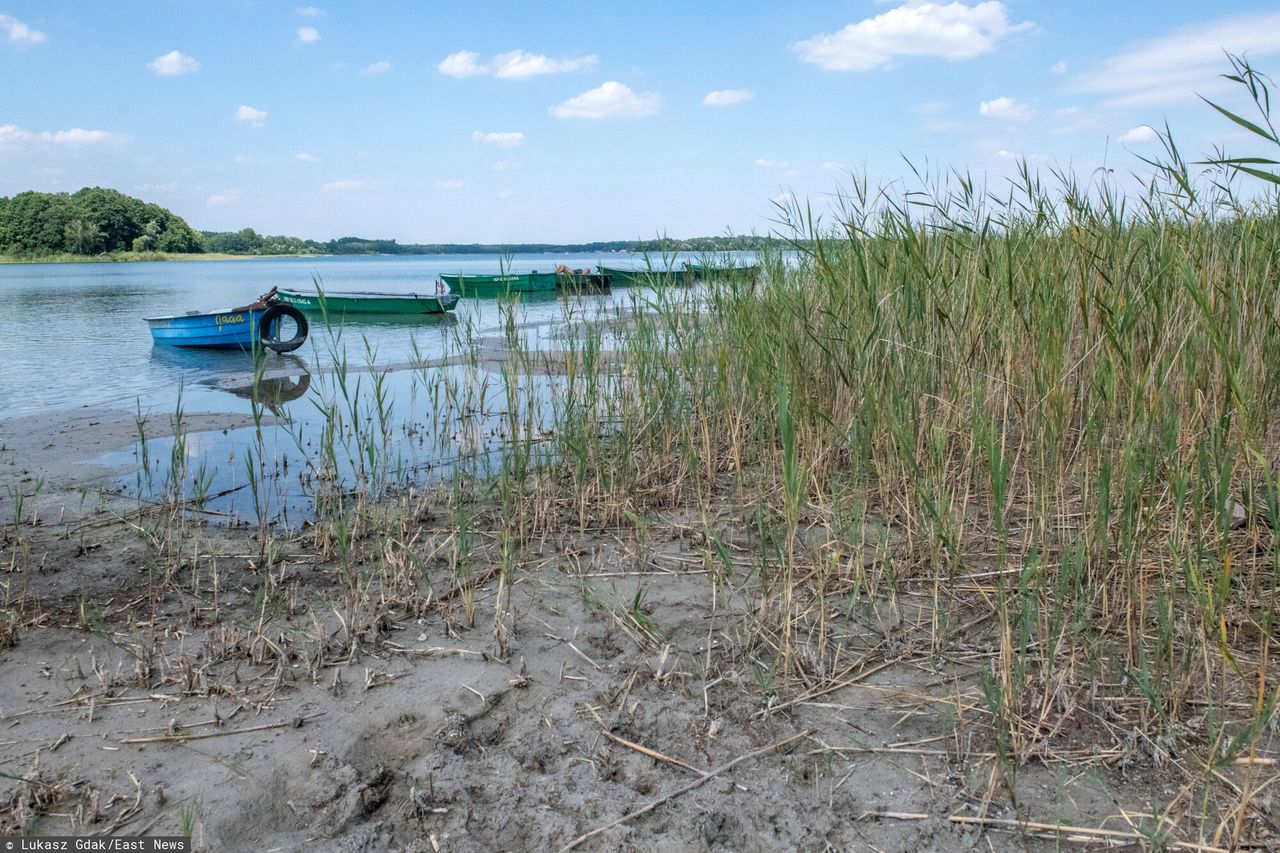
0,187,203,256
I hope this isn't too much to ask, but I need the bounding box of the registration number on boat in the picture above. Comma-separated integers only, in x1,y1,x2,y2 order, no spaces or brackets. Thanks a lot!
216,313,245,326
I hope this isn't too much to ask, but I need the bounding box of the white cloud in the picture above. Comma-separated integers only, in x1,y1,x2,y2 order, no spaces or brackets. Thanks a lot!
754,158,788,169
997,149,1048,162
979,96,1032,121
322,180,370,191
549,82,661,119
437,179,464,190
438,49,597,79
235,105,268,127
0,124,128,146
793,2,1031,71
1050,60,1067,74
492,50,597,79
361,60,391,76
438,50,487,78
703,89,754,108
773,191,798,206
472,130,525,147
296,26,321,44
147,50,200,76
295,6,323,16
1119,125,1158,144
294,152,320,162
1069,11,1280,108
492,160,516,172
207,189,241,207
497,188,515,199
821,161,847,171
0,14,46,46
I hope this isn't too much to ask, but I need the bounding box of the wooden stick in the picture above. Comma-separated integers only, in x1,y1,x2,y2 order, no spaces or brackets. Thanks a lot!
557,730,811,852
947,815,1235,851
119,712,324,745
601,730,708,776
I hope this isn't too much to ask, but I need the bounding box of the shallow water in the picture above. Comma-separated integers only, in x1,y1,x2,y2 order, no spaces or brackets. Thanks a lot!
0,253,727,522
0,254,644,419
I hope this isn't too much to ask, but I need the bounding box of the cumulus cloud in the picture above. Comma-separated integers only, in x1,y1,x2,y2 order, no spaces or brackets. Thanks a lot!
235,105,268,127
492,50,597,79
979,96,1032,121
438,49,597,79
794,1,1031,71
296,26,320,44
549,82,661,119
472,130,525,147
1119,125,1158,144
1051,60,1067,74
438,50,487,78
1069,11,1280,108
294,152,320,162
147,50,200,76
703,89,754,108
361,60,391,75
0,123,128,146
437,179,464,190
295,6,323,16
0,14,45,46
754,158,788,169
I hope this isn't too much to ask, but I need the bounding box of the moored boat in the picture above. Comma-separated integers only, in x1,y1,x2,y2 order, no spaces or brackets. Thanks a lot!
277,287,459,316
439,271,557,297
145,289,308,352
554,265,612,293
688,263,762,283
597,264,691,286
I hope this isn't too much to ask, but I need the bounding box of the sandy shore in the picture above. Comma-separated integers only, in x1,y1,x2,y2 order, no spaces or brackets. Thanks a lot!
0,403,1216,851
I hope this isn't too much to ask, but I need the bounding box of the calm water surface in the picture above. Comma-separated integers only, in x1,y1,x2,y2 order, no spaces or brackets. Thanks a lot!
0,254,642,419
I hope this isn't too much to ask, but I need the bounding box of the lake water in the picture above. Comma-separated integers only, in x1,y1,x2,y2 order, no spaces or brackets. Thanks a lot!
0,254,653,419
0,253,720,522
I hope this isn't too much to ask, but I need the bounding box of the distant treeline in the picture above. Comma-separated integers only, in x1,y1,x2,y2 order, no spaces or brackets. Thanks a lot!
0,187,771,258
201,232,774,256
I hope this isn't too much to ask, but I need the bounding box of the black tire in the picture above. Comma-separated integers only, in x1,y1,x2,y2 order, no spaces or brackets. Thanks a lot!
259,303,308,353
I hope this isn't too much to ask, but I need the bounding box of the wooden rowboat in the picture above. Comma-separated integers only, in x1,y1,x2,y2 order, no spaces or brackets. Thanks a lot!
597,265,691,286
145,289,308,352
439,271,558,297
277,287,459,316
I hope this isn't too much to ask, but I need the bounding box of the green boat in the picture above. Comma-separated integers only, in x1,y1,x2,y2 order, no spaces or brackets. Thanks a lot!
597,265,692,286
277,287,459,315
439,271,557,297
688,263,761,283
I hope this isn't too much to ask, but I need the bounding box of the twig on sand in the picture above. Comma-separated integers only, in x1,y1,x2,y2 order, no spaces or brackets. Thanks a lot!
119,712,324,745
557,729,811,852
600,729,708,777
947,814,1238,851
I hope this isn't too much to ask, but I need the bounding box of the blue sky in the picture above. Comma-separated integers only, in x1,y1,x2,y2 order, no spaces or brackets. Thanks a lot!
1,1,1279,243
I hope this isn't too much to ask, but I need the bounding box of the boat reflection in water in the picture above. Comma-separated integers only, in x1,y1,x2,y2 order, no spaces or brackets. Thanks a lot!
221,362,311,416
149,345,312,416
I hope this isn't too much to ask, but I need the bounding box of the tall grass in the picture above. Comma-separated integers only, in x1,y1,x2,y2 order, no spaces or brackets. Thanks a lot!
504,63,1280,767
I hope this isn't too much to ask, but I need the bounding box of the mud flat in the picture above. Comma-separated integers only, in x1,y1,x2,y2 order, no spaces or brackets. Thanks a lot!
0,419,1256,851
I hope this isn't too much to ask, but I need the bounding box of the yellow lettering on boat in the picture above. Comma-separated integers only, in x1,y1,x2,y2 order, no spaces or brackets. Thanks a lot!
215,313,245,327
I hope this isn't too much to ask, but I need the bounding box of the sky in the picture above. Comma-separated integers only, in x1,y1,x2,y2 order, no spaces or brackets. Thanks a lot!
1,1,1279,243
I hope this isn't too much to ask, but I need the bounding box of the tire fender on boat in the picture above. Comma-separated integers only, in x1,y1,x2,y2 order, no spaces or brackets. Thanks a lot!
259,303,308,353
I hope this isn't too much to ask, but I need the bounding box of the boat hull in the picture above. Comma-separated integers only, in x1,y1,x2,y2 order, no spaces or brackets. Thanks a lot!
598,265,691,286
146,308,266,349
440,272,558,297
277,288,458,315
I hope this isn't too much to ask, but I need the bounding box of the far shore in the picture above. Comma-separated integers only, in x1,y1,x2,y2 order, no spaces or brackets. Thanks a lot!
0,251,326,265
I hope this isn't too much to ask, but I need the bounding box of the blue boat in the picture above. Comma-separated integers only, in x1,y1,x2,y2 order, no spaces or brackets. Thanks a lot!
145,291,308,352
